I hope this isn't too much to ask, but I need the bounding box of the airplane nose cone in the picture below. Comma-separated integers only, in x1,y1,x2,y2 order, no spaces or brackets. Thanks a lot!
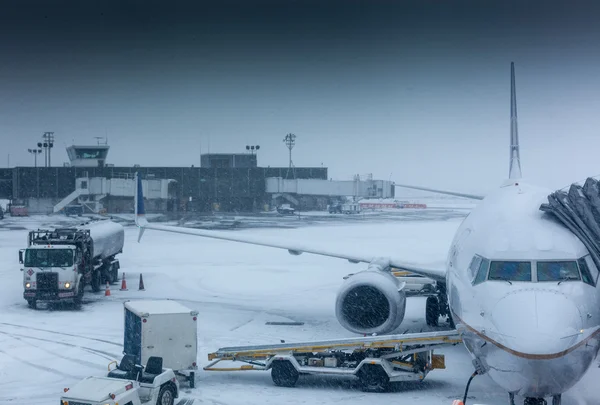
491,289,583,355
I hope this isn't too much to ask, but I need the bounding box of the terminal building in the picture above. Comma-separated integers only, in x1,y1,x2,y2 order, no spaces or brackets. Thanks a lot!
0,142,394,215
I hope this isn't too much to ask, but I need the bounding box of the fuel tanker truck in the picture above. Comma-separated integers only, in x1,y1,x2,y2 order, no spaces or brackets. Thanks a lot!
19,219,124,309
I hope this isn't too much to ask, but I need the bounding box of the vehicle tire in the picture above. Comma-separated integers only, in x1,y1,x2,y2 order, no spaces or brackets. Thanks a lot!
426,296,439,327
74,281,84,309
111,265,118,285
27,299,37,310
358,364,390,392
189,371,195,388
157,384,175,405
90,270,101,293
271,361,299,387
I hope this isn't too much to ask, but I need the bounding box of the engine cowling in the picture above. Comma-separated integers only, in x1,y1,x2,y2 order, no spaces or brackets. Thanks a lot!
335,269,406,335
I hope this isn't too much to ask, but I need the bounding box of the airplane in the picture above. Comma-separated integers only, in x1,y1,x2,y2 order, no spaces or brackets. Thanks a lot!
134,63,600,405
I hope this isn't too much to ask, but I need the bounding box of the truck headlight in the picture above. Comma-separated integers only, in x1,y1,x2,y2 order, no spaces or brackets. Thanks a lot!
25,282,31,289
64,282,71,289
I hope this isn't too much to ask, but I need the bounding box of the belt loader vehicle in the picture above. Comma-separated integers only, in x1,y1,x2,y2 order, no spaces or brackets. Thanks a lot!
205,330,461,392
19,219,124,309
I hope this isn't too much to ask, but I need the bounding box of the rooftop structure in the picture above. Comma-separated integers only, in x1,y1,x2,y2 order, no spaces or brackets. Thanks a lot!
66,145,110,167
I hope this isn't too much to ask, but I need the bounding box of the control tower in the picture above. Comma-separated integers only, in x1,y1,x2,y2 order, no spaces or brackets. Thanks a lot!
66,140,110,167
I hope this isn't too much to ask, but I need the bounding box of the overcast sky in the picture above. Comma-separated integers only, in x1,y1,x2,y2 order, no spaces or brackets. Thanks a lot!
1,0,599,194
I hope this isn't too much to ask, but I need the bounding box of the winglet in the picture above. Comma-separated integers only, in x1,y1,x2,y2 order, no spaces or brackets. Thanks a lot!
509,61,522,180
134,172,147,242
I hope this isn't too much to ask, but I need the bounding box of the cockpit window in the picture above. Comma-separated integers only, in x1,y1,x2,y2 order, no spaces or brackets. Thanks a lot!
577,258,596,286
468,255,490,285
473,257,490,285
468,256,482,280
488,261,532,282
537,261,580,282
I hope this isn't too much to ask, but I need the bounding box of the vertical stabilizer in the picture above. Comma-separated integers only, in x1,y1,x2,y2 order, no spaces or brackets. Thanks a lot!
134,172,147,242
509,62,522,179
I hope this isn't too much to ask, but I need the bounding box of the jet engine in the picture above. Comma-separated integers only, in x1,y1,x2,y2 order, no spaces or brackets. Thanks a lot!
335,267,406,335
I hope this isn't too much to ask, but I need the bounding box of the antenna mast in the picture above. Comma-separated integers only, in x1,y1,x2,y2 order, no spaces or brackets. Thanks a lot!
94,136,108,145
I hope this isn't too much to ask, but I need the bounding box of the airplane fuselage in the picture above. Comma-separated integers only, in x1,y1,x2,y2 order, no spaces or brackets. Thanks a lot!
446,180,600,397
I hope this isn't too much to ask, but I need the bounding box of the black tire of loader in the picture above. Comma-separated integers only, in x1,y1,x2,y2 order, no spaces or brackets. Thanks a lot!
358,364,390,392
27,299,37,310
271,360,299,387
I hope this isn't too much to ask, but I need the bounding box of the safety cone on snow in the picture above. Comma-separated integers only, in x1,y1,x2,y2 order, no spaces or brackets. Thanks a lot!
105,281,111,296
120,273,128,291
138,273,145,291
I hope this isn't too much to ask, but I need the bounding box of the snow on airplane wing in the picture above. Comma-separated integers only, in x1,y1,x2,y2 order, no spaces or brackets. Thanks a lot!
134,173,447,282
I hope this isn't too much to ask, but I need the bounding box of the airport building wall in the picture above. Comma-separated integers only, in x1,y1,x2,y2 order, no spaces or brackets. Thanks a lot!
0,166,328,214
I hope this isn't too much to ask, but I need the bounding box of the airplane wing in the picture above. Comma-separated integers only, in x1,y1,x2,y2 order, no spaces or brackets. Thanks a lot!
134,173,447,282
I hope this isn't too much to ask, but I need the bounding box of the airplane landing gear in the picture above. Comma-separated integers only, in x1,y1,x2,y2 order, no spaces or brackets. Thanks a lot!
425,296,439,326
524,398,547,405
426,283,454,327
507,394,559,405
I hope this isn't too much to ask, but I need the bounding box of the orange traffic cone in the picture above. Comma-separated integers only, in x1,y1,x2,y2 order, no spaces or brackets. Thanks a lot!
105,281,111,296
120,273,128,291
139,273,145,291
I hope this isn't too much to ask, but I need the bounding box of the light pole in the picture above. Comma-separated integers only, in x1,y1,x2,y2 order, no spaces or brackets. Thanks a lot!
245,145,260,203
38,132,55,167
245,145,260,155
28,148,42,167
283,133,296,179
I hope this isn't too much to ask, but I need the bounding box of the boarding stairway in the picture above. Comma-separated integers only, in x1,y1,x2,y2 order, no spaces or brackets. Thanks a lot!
53,188,84,213
541,177,600,272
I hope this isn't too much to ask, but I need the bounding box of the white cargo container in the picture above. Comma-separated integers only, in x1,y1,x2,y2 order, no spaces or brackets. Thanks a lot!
123,300,199,388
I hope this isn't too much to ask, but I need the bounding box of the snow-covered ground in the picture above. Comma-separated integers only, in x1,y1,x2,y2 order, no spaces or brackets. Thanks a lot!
0,210,598,405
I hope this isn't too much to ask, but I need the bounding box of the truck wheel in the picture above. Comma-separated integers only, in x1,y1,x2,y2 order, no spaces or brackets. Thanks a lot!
189,371,195,388
74,282,84,309
271,360,299,387
27,300,37,310
111,265,118,285
91,270,101,293
358,364,390,392
157,384,175,405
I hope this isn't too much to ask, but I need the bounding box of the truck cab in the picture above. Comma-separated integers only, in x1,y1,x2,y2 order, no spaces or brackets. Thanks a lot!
21,245,82,308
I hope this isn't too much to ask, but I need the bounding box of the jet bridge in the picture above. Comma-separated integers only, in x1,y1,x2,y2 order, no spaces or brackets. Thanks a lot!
204,330,461,392
541,177,600,274
266,177,395,198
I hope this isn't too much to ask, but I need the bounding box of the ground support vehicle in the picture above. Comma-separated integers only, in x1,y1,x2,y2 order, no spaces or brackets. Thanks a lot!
60,355,179,405
277,204,296,215
19,219,124,309
124,300,199,388
204,330,461,392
